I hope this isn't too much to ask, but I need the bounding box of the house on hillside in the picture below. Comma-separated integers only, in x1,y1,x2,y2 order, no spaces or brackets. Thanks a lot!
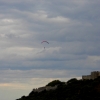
82,71,100,80
33,85,57,92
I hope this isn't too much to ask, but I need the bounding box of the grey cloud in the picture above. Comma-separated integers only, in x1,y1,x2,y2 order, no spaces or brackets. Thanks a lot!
0,0,99,76
0,1,100,100
0,69,86,83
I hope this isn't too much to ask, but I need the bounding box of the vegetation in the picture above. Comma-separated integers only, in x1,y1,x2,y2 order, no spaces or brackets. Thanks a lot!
16,77,100,100
46,80,65,86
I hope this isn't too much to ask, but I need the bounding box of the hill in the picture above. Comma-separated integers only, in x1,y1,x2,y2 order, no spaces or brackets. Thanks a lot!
16,77,100,100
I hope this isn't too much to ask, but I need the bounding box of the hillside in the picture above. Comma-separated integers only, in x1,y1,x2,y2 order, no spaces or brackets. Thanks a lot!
16,77,100,100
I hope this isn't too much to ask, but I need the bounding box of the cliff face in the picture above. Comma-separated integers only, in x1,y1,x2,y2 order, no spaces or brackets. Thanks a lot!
17,77,100,100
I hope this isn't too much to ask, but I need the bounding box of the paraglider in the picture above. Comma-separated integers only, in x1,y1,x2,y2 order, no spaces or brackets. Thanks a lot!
41,41,49,49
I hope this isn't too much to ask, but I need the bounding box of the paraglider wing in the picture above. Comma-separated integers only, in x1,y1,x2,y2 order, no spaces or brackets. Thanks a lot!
41,41,49,44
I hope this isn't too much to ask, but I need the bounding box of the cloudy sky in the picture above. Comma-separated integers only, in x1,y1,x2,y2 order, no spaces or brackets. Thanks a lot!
0,0,100,100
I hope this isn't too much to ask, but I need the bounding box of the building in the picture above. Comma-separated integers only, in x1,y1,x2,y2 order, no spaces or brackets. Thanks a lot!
33,85,57,92
82,71,100,80
82,75,91,80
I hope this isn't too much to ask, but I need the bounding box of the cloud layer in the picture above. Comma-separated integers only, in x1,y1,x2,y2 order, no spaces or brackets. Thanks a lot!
0,0,100,100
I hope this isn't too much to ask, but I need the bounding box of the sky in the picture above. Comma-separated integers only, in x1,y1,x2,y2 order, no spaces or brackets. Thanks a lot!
0,0,100,100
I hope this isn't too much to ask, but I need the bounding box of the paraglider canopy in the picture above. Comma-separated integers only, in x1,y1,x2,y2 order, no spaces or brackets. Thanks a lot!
41,41,49,44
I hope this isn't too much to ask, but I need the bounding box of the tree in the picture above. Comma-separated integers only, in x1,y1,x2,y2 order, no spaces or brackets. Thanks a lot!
46,80,63,86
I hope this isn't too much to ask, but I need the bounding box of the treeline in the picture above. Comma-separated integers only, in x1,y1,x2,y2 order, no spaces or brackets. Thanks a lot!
17,77,100,100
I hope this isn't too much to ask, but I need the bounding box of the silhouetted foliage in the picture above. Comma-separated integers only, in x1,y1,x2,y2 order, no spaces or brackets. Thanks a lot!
67,78,78,84
46,80,64,86
17,77,100,100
